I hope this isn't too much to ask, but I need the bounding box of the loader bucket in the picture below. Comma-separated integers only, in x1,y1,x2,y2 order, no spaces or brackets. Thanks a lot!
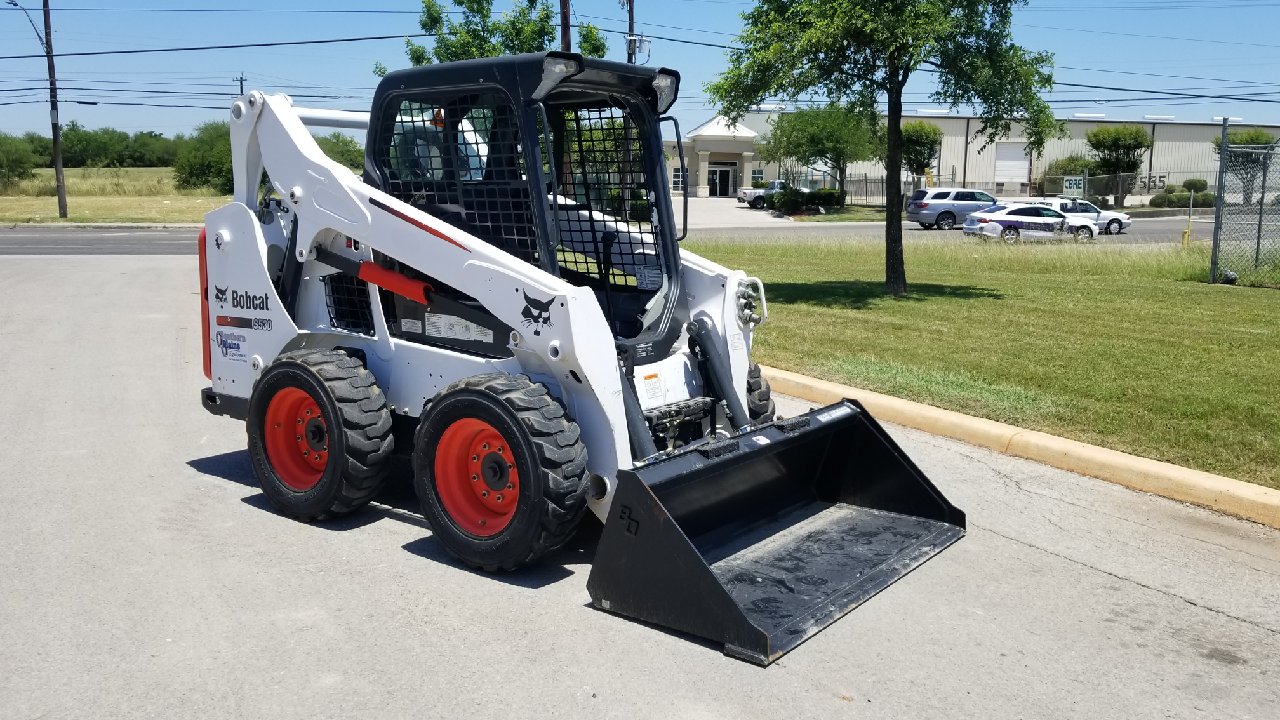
586,400,965,666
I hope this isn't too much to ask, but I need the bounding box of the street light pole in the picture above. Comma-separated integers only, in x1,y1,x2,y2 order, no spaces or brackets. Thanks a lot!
42,1,67,219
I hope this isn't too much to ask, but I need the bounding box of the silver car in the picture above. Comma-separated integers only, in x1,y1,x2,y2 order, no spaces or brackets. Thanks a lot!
906,188,999,230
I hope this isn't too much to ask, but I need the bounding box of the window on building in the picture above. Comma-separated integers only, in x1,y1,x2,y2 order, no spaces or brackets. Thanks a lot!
751,168,764,184
672,167,688,191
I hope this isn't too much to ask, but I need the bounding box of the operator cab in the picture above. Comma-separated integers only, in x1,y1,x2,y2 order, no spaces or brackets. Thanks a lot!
365,52,685,362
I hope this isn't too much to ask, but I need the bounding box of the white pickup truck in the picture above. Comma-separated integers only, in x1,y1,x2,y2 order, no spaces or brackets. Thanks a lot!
738,180,802,209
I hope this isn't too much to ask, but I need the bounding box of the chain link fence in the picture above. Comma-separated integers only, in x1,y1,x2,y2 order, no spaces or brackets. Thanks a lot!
1211,142,1280,287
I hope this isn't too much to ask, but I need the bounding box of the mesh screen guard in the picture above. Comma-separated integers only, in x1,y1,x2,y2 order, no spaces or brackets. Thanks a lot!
375,86,674,341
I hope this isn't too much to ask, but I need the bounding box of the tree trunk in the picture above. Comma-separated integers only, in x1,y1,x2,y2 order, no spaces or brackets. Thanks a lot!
838,165,847,207
884,80,907,295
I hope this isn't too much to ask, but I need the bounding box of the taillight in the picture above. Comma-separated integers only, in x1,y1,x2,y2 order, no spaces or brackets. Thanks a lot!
917,202,929,208
198,227,211,380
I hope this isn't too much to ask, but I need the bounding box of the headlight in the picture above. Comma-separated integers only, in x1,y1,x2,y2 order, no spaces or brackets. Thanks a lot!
533,55,582,100
653,72,679,114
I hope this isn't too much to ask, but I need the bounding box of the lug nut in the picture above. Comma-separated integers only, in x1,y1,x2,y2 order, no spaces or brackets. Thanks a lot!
495,495,503,502
471,474,478,482
297,418,303,425
506,483,513,490
479,519,487,526
313,453,321,461
482,442,489,450
496,446,503,454
481,490,489,498
471,454,478,462
296,435,302,442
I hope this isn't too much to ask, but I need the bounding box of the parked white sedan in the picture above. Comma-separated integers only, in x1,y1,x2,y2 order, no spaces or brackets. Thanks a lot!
1033,196,1132,235
962,203,1097,242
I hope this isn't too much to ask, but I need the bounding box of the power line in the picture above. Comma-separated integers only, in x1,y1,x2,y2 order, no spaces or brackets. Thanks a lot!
1016,23,1280,49
0,32,434,60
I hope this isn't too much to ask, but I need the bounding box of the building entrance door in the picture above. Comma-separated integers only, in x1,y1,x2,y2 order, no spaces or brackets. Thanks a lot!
708,167,733,197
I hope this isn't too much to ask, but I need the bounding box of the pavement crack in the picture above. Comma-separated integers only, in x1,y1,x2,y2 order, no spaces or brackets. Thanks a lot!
976,524,1280,637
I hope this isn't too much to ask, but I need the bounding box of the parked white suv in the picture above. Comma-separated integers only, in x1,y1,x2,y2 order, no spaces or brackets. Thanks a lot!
1032,196,1132,235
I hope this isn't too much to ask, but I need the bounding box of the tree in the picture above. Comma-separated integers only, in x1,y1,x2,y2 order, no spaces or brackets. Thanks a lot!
707,0,1057,294
1213,127,1277,206
759,106,882,206
375,0,607,75
1085,125,1151,208
174,121,233,195
314,132,365,171
21,132,51,167
125,131,179,167
0,132,38,190
900,121,944,186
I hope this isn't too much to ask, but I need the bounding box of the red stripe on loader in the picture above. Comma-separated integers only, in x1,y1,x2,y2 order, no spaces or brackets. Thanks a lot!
357,262,434,304
198,228,211,380
370,196,471,253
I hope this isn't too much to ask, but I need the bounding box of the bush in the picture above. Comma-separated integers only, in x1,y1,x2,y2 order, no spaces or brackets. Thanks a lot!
771,187,807,214
751,180,767,189
1087,195,1112,211
0,132,38,189
1195,191,1216,208
1182,178,1208,193
173,121,233,194
1041,154,1096,195
808,188,843,208
1148,193,1169,208
1166,193,1191,208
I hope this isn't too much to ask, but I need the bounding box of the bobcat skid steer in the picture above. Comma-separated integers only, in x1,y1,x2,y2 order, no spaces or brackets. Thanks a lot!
198,52,965,666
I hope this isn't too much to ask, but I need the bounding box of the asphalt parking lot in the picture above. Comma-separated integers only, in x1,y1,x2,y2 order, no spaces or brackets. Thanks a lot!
1,254,1277,719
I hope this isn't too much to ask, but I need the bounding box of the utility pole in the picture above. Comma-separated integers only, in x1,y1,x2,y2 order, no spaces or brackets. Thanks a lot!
559,0,571,52
625,0,635,64
234,73,246,95
9,1,68,218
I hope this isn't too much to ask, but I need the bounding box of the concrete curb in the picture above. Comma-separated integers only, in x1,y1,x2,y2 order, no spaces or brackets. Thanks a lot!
4,223,202,230
763,366,1280,530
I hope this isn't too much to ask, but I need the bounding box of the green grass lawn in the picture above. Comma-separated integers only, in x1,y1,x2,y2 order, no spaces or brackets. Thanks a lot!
790,205,895,222
1,168,224,223
686,237,1280,489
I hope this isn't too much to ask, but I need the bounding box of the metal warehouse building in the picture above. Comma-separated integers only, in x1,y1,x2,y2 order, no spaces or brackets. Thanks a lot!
663,108,1280,202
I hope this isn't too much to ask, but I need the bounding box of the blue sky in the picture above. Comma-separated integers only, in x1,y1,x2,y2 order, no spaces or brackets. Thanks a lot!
2,0,1279,140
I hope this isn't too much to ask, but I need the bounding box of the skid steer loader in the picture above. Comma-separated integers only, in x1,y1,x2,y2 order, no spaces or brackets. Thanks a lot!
198,52,965,666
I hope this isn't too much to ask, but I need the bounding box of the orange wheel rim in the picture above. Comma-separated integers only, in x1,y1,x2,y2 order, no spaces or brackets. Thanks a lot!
434,418,520,537
263,387,329,492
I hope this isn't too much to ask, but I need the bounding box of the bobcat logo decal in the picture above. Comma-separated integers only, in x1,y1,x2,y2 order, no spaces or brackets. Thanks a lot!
521,292,554,336
213,286,228,305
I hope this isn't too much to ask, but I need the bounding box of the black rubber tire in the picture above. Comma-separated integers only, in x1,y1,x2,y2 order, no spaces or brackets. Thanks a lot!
749,197,764,209
247,349,395,522
746,363,776,424
412,373,589,572
1001,226,1021,243
918,222,935,230
935,212,956,230
1107,219,1122,235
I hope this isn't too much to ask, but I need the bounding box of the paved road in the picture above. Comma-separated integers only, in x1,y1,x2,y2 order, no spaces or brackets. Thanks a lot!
0,216,1205,254
1,255,1276,718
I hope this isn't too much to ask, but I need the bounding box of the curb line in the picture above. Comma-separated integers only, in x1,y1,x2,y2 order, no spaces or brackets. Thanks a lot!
4,223,202,230
762,366,1280,530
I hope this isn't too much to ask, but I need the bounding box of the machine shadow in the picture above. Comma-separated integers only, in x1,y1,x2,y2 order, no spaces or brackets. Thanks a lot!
764,280,1005,310
188,450,595,587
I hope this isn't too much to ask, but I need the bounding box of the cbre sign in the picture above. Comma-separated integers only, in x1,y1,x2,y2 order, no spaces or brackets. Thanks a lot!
1062,176,1085,194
